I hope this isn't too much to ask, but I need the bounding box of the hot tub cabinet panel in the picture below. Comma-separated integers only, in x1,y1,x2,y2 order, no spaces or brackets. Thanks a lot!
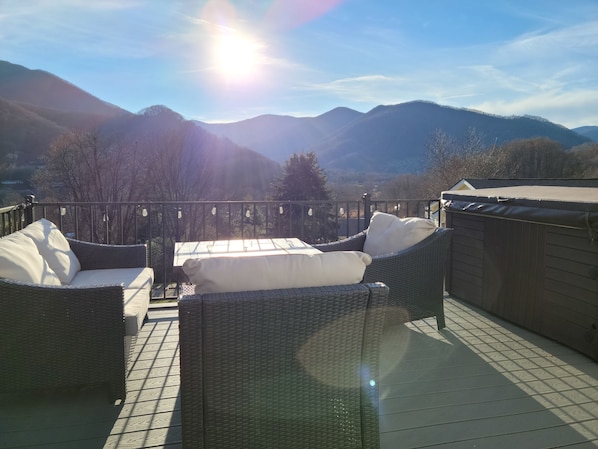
446,214,485,308
443,186,598,361
543,226,598,358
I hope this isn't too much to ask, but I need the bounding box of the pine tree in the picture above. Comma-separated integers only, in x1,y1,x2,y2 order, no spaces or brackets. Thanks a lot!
269,152,337,243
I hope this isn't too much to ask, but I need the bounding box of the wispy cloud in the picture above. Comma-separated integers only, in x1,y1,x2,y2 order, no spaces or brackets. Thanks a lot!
498,20,598,62
0,1,157,59
475,89,598,127
299,75,407,103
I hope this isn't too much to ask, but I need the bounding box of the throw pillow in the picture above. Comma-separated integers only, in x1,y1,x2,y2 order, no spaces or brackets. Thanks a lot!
20,218,81,284
363,211,437,257
0,232,62,285
183,250,372,294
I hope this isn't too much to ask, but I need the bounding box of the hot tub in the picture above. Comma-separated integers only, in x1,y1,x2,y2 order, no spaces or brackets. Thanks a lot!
442,186,598,360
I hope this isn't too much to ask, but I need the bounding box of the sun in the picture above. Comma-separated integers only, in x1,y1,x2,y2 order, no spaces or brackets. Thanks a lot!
214,32,263,82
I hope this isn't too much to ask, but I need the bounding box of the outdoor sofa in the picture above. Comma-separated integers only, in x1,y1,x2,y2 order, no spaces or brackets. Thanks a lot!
0,218,154,402
179,283,388,449
314,212,453,329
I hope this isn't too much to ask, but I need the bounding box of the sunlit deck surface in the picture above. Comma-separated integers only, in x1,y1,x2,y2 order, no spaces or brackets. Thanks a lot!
2,295,598,449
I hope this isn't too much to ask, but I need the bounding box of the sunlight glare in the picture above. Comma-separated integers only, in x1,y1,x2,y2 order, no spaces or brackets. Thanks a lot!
214,32,263,82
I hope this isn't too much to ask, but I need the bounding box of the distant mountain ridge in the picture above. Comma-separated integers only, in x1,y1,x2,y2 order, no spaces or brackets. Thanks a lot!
574,126,598,142
0,60,281,200
314,102,591,173
0,96,67,162
195,106,364,162
0,59,594,182
0,60,131,164
196,101,591,174
0,60,127,116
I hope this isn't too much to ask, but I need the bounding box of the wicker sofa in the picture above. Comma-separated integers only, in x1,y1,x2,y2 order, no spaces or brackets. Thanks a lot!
314,224,453,329
179,283,388,449
0,218,153,402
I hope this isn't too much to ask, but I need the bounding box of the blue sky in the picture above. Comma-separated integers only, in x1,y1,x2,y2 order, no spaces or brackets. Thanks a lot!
2,0,597,127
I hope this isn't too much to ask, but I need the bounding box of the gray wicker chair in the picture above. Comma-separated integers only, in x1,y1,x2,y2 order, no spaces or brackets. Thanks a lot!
0,239,149,403
314,227,453,329
178,283,388,449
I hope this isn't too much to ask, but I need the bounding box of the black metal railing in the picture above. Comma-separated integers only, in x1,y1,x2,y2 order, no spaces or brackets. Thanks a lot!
1,194,441,299
0,196,34,236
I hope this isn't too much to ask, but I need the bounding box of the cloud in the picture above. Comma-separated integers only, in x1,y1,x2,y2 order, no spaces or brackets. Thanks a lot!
474,89,598,127
499,20,598,61
299,75,408,103
0,1,157,59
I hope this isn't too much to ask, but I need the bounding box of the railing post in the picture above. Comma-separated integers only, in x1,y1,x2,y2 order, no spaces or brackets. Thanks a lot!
24,195,36,225
362,193,371,228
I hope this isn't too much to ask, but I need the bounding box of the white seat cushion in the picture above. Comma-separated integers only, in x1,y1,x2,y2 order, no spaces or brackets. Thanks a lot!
363,212,437,257
69,267,154,290
0,232,61,286
183,251,372,294
20,218,81,284
124,288,150,336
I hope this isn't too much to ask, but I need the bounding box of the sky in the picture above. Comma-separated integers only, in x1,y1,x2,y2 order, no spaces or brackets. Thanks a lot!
1,0,598,128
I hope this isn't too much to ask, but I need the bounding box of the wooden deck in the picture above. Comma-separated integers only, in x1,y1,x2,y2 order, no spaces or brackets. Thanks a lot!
2,295,598,448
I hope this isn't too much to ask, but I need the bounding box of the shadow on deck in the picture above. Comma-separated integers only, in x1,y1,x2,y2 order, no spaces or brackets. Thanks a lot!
1,295,598,448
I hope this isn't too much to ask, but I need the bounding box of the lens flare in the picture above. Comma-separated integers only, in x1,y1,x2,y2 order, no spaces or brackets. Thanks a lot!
214,32,263,81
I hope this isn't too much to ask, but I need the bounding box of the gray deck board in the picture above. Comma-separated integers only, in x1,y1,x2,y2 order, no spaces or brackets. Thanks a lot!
1,295,598,448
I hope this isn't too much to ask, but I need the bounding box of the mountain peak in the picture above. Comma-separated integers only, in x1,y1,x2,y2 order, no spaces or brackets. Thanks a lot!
0,60,127,116
139,105,184,121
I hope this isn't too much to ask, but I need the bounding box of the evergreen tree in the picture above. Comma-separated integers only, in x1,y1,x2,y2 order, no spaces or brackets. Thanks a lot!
269,152,337,243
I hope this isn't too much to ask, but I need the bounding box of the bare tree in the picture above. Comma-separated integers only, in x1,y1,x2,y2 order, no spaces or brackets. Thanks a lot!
379,173,425,199
142,127,211,202
140,124,215,242
567,142,598,178
495,138,569,178
34,129,145,203
423,127,490,196
421,130,578,197
32,129,146,242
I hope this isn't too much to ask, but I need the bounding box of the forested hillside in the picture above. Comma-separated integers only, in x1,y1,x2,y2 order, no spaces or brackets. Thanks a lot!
0,61,282,205
199,101,591,175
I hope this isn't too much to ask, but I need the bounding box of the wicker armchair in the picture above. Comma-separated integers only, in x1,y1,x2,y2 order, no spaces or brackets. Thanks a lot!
0,240,150,403
178,283,388,449
314,227,453,329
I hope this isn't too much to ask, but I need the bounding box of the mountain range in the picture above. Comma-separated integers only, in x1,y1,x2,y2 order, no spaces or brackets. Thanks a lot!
197,102,593,174
0,59,594,183
0,60,281,199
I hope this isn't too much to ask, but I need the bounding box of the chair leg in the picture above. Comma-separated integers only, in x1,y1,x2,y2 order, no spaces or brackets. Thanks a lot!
436,311,446,330
109,380,126,404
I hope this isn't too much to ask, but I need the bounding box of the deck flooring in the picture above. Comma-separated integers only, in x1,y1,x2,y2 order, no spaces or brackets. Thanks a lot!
1,295,598,448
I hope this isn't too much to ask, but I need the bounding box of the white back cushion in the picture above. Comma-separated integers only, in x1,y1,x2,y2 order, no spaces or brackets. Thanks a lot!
183,251,372,294
0,232,61,285
363,212,437,257
20,218,81,284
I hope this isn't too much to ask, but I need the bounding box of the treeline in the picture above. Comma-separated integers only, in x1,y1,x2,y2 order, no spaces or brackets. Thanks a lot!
3,123,597,208
378,129,598,199
32,107,281,204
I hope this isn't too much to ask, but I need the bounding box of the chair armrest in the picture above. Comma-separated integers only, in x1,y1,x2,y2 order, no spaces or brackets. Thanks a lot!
364,227,453,323
312,230,367,252
0,278,125,339
0,278,126,400
366,227,452,276
68,238,148,270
